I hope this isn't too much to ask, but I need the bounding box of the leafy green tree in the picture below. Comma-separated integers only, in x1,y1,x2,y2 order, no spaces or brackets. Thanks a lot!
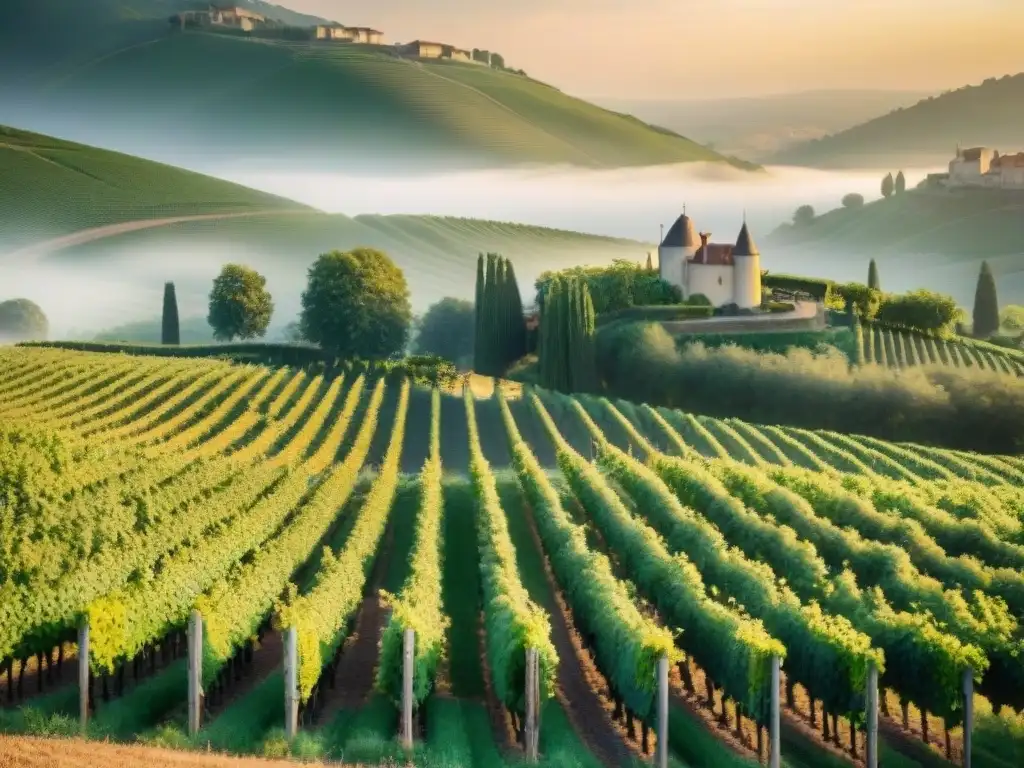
1001,305,1024,332
876,289,962,336
841,193,865,209
793,205,816,226
881,173,895,198
834,282,881,319
161,282,180,345
972,261,1000,338
0,298,48,341
207,264,274,342
415,297,474,364
895,170,906,194
299,248,411,359
490,52,505,69
868,259,881,291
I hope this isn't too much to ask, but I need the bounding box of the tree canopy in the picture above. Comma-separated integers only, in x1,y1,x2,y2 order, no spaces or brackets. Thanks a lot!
895,170,906,194
415,297,474,364
299,248,411,360
535,260,679,316
474,253,527,375
793,205,816,226
841,193,864,209
0,299,48,342
207,264,274,342
881,173,895,198
867,259,881,291
876,289,962,336
539,276,596,393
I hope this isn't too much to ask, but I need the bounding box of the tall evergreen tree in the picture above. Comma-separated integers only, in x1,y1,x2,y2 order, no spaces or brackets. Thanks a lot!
867,259,881,291
645,253,654,271
973,261,1000,338
895,170,906,194
503,260,527,361
881,173,894,199
161,282,180,345
473,254,485,372
480,253,498,374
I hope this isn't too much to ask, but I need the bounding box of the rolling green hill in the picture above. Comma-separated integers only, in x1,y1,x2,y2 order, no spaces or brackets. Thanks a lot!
764,187,1024,304
0,124,309,248
767,74,1024,169
0,6,756,172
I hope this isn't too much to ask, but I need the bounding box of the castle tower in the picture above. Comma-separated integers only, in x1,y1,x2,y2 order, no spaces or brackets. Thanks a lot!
658,209,698,294
732,218,761,309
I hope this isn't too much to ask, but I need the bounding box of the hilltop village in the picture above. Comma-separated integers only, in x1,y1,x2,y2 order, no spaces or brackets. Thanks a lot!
173,3,516,70
924,146,1024,189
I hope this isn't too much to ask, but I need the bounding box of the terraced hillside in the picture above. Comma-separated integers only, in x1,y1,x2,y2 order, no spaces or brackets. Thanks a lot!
0,28,756,173
763,188,1024,306
0,126,309,250
855,322,1024,376
1,346,1023,768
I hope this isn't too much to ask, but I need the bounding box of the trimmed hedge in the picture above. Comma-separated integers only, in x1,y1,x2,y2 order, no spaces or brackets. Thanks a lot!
674,328,857,362
596,304,715,326
762,273,834,302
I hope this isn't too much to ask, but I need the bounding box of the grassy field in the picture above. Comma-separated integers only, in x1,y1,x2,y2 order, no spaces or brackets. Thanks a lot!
766,73,1024,169
2,346,1024,768
0,125,308,248
1,27,756,173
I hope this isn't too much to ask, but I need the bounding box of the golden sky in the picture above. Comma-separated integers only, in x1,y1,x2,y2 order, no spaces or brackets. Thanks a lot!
293,0,1024,98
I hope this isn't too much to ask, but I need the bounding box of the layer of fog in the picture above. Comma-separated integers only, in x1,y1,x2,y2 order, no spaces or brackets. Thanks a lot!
223,161,937,245
4,161,976,341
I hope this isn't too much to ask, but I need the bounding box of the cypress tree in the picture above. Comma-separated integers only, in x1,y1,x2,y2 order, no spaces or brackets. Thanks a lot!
566,279,581,390
645,253,654,272
473,254,485,372
972,261,1000,338
895,170,906,194
482,253,498,374
867,260,881,291
504,260,527,361
161,282,180,345
881,173,894,199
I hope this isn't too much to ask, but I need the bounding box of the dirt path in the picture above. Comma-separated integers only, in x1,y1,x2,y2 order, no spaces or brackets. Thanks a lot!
1,645,77,708
312,518,396,725
5,210,310,260
518,498,638,768
203,631,283,720
0,733,359,767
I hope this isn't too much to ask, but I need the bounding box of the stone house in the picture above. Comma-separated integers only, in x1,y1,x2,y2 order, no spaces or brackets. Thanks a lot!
399,40,473,62
315,24,383,44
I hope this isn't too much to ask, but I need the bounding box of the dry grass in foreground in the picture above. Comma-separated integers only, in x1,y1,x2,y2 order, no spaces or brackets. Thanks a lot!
0,735,391,768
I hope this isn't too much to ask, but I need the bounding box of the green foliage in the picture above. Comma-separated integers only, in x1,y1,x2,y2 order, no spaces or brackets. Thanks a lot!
841,193,864,209
875,289,962,336
463,388,558,714
674,328,857,362
279,379,410,702
833,282,881,319
0,299,48,341
895,170,906,194
867,260,880,291
473,253,527,376
597,305,713,325
761,273,834,302
793,204,816,226
594,321,1024,454
973,261,1001,339
416,297,474,363
299,248,412,360
1001,304,1024,332
535,259,681,315
376,389,449,708
207,263,274,342
161,282,179,345
538,277,596,393
500,390,680,721
881,172,894,198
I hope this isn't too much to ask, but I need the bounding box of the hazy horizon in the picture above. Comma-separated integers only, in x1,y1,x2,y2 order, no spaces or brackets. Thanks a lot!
283,0,1024,100
8,160,1004,342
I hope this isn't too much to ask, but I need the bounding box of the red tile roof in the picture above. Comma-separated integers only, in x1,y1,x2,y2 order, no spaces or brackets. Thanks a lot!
689,243,734,266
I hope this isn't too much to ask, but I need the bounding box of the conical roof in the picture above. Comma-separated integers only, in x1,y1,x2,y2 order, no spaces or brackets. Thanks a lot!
733,220,759,256
661,213,698,248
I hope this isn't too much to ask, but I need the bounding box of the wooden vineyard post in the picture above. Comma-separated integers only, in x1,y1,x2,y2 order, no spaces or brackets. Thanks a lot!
963,667,973,768
866,662,879,768
78,621,90,733
187,610,203,737
524,648,540,762
769,655,781,768
284,626,299,741
401,628,414,749
656,655,669,768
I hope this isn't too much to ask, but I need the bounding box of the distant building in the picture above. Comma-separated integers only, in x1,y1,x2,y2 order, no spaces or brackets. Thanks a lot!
658,211,762,309
947,146,1024,189
398,40,475,63
315,23,383,44
209,4,265,31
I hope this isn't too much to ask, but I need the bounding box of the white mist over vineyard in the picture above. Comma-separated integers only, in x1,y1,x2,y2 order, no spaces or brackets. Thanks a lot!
0,162,945,339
